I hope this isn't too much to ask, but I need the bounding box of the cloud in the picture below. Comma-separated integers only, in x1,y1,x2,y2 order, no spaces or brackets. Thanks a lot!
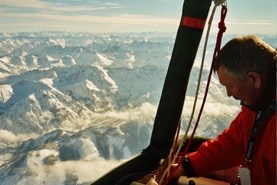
0,0,179,33
0,0,48,8
0,0,275,33
23,158,127,184
0,0,122,14
0,129,18,144
5,14,177,32
227,19,272,25
1,10,178,25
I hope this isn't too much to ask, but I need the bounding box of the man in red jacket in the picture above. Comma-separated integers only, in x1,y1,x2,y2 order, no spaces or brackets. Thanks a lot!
171,35,276,185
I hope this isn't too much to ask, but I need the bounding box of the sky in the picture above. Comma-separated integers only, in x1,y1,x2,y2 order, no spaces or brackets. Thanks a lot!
0,0,276,34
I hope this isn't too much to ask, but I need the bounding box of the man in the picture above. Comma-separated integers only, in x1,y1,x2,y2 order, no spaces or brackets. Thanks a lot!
171,35,276,185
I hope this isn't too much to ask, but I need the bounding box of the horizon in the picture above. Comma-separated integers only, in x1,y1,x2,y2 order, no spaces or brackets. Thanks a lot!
0,0,276,35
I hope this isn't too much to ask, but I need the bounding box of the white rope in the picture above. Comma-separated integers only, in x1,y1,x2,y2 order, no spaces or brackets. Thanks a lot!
158,0,226,184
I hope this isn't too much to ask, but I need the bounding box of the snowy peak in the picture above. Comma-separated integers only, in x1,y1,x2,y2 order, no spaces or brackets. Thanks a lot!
0,32,274,184
0,85,13,104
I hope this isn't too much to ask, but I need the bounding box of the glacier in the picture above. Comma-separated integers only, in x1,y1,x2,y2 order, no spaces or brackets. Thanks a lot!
0,31,275,185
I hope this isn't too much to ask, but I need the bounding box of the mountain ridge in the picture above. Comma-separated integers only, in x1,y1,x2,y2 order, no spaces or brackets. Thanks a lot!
0,32,274,184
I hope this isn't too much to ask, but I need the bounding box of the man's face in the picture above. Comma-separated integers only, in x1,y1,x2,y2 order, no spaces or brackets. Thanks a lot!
217,66,261,106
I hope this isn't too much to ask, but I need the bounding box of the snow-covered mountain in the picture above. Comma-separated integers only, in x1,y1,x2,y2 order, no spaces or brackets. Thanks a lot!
0,32,275,185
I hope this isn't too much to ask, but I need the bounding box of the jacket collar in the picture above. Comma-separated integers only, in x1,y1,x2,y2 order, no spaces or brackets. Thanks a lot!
241,99,276,113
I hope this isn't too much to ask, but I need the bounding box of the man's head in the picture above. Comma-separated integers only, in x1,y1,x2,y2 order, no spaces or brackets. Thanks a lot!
213,35,276,106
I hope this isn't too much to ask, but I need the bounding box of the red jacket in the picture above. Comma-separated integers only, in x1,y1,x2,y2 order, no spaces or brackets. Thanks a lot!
188,105,276,185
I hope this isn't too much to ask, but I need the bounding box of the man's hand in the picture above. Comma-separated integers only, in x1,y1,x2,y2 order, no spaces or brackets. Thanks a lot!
172,163,185,177
167,163,185,182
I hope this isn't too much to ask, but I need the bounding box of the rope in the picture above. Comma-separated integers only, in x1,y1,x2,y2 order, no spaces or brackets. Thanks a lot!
181,2,227,157
159,1,228,185
136,1,227,184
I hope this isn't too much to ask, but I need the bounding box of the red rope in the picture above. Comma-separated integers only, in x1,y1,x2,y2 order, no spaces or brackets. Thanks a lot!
162,5,227,185
213,5,227,61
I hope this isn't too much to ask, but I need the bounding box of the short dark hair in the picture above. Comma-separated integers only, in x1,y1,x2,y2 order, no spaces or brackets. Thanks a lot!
213,35,276,80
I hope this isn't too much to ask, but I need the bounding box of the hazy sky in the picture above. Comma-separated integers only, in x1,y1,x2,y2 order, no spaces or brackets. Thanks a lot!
0,0,276,34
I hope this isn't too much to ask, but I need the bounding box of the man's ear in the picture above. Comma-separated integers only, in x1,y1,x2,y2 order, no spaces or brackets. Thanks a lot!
247,72,262,89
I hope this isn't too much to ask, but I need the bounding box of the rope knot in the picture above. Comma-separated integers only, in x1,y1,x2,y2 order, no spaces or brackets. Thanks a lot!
213,0,226,6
